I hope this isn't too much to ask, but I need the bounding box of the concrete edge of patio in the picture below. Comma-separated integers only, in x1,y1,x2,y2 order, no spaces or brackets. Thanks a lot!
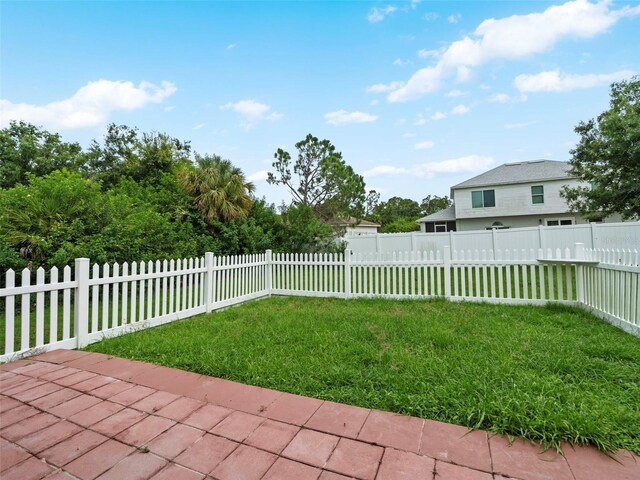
1,349,638,480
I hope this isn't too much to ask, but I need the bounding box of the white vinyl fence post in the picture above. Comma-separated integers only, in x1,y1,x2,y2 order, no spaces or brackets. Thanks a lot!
204,252,214,312
74,258,90,349
344,249,352,299
265,250,273,297
575,242,585,304
443,245,451,299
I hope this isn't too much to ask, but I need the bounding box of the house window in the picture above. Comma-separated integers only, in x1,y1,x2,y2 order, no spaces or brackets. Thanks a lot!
435,223,447,232
471,189,495,208
546,218,574,226
531,185,544,204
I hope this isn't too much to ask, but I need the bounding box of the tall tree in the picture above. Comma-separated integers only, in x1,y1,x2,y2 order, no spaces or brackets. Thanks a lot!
561,76,640,220
0,121,85,189
178,154,255,222
267,134,366,220
374,197,422,226
420,195,453,216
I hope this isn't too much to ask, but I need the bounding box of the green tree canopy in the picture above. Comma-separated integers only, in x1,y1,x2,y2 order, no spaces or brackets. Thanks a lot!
561,76,640,220
0,121,85,189
267,134,366,220
374,197,422,226
178,154,255,222
420,195,453,216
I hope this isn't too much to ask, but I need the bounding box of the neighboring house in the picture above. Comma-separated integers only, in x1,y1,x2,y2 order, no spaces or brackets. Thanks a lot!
417,160,621,233
330,217,381,235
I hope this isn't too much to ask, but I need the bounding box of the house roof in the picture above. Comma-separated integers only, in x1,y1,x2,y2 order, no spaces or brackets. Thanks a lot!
451,160,573,190
329,217,381,227
416,205,456,223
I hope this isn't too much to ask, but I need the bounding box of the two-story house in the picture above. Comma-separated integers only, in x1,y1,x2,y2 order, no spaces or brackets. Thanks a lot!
417,160,621,232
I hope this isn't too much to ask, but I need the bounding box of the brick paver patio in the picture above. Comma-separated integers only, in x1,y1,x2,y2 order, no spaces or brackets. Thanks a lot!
1,349,638,480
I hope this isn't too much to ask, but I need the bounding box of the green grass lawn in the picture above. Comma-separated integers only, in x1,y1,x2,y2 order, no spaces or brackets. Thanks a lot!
84,296,640,454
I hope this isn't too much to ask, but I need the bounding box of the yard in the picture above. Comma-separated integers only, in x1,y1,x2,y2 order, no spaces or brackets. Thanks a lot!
85,296,640,455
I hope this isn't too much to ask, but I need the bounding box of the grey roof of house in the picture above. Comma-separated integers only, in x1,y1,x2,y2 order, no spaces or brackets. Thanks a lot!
330,217,381,227
451,160,573,190
416,205,456,223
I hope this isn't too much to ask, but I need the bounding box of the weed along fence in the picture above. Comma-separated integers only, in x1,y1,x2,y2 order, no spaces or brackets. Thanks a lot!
1,243,639,362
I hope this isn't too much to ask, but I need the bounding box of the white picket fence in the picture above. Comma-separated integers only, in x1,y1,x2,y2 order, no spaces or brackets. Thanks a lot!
1,244,638,362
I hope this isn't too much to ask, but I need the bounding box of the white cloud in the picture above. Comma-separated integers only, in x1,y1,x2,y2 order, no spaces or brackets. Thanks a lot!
514,69,635,92
446,89,470,97
402,132,417,138
220,99,282,128
488,93,528,103
370,99,380,106
417,48,440,58
368,5,397,23
365,154,494,178
414,140,435,150
247,170,269,182
366,81,405,93
0,79,176,130
448,13,462,24
324,110,378,126
164,105,175,112
193,123,206,130
393,58,410,66
226,43,236,50
423,12,439,21
411,0,421,9
431,111,446,120
451,104,470,115
386,0,640,102
414,113,427,126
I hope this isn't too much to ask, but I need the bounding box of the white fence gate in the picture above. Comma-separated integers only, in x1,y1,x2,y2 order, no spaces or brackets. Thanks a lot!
346,222,640,256
1,244,638,362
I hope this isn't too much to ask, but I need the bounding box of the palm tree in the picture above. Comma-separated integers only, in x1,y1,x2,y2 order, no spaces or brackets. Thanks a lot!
178,154,255,222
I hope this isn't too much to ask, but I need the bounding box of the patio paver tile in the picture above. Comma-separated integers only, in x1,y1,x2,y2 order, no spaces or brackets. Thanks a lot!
174,433,238,474
1,412,60,442
54,371,97,387
182,403,233,430
114,414,175,447
357,410,424,453
4,379,47,398
48,394,102,418
281,428,340,468
0,373,32,391
217,384,282,416
39,367,82,382
95,450,167,480
31,388,82,410
209,410,265,442
61,353,113,370
130,390,180,413
63,439,136,480
152,463,206,480
12,381,62,402
155,396,204,421
563,444,640,480
16,420,82,453
318,472,354,480
489,436,574,480
0,395,22,413
90,407,148,437
89,380,135,399
40,430,108,467
376,448,435,480
32,349,93,364
146,423,205,459
42,471,76,480
261,391,324,425
420,419,491,472
0,441,31,472
109,384,156,406
244,418,300,454
263,457,322,480
70,375,117,393
305,401,371,439
325,437,383,480
0,404,40,427
68,401,125,428
1,455,54,480
434,460,493,480
212,444,277,480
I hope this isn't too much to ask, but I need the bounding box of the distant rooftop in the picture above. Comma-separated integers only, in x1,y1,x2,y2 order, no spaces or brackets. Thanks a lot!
451,160,573,190
416,205,456,223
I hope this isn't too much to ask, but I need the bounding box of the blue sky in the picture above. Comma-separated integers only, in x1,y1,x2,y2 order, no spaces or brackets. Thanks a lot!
1,0,638,205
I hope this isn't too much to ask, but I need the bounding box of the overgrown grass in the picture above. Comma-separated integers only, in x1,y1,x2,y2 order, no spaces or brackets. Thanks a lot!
86,297,640,454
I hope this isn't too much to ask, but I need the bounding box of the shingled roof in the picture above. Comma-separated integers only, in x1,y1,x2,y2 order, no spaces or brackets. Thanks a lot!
451,160,573,190
416,205,456,223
